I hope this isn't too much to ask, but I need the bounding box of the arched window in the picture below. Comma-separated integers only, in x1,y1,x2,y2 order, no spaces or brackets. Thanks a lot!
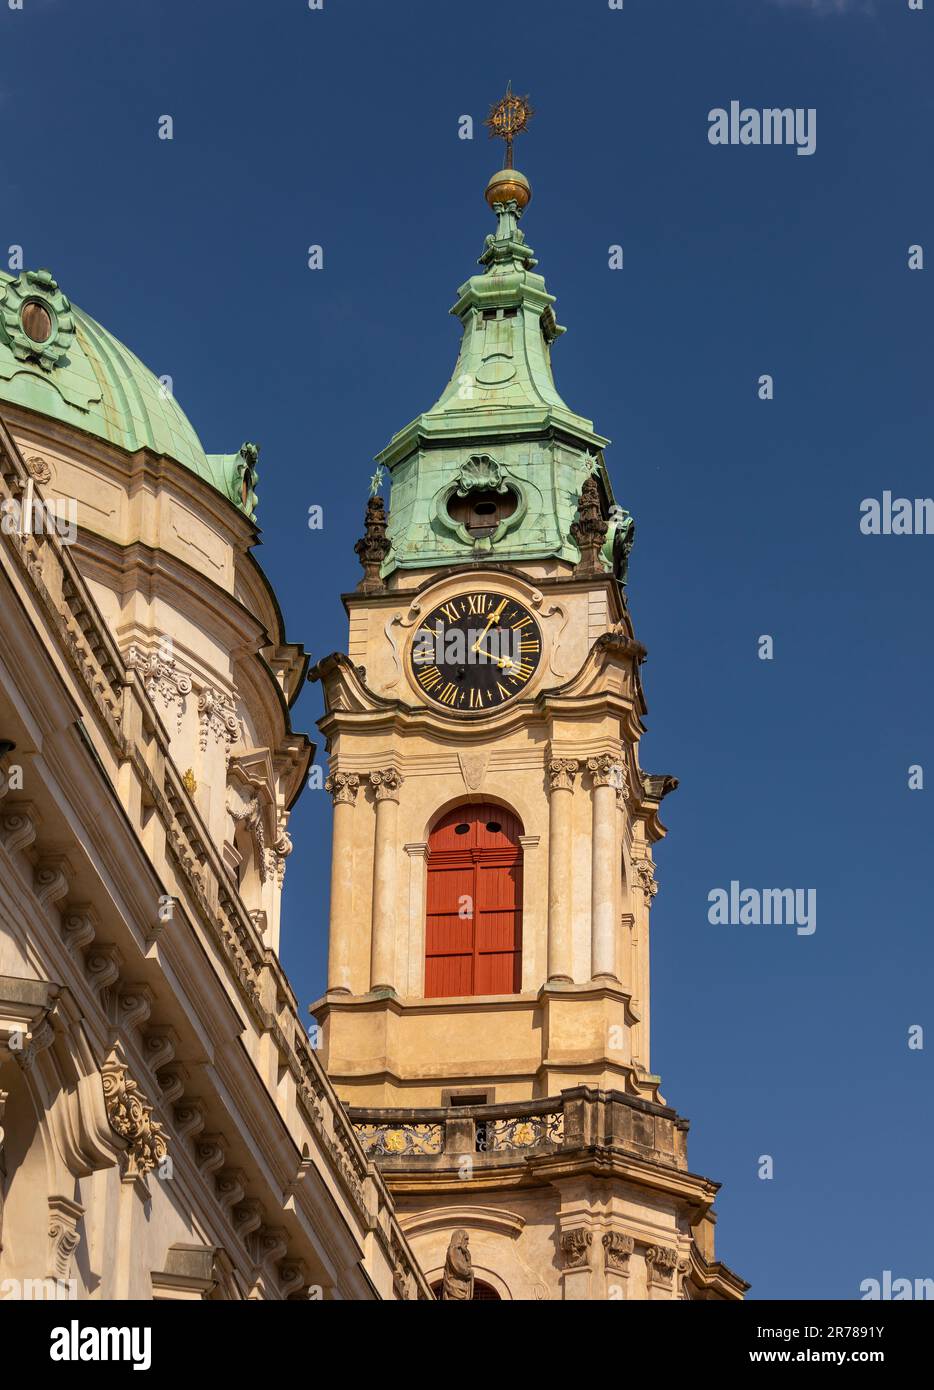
425,803,523,998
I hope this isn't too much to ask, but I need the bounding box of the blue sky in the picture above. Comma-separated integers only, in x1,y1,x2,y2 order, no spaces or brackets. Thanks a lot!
4,0,932,1299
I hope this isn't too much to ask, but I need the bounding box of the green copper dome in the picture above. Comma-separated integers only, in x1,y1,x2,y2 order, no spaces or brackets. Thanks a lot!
0,268,258,519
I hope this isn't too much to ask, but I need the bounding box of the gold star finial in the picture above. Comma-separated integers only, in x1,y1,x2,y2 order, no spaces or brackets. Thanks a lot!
484,82,533,170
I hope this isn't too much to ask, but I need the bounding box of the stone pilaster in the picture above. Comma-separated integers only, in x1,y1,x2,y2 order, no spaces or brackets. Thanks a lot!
587,754,621,982
369,769,404,992
603,1231,635,1300
325,771,360,993
645,1244,679,1300
559,1226,593,1300
404,842,429,997
546,757,579,982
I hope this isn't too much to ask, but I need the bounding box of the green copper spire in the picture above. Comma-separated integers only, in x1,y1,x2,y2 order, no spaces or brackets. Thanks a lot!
377,140,618,578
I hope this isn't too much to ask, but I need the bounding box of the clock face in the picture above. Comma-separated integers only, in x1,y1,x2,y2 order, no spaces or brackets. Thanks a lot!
409,590,543,712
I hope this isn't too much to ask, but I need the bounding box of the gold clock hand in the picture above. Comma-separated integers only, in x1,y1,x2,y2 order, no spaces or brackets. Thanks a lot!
472,640,510,668
471,598,508,653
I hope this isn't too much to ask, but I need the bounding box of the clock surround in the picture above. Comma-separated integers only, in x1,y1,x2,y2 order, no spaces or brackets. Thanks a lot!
407,588,543,714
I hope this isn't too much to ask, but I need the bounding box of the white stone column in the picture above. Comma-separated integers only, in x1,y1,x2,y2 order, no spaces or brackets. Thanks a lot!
404,842,429,997
587,754,621,982
324,772,359,994
546,758,579,982
369,769,404,993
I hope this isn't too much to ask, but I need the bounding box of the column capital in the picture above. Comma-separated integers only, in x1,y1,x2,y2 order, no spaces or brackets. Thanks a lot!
645,1244,679,1293
602,1230,635,1274
586,753,625,791
547,758,580,793
369,768,404,802
633,856,658,906
325,771,360,806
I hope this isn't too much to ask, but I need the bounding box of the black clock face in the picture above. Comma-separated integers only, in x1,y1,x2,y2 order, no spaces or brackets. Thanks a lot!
409,590,543,712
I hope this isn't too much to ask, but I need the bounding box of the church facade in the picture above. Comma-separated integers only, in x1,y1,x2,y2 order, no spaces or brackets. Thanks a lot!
0,269,428,1299
311,152,747,1300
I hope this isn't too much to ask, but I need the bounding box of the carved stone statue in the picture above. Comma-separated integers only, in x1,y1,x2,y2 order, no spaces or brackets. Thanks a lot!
441,1228,474,1301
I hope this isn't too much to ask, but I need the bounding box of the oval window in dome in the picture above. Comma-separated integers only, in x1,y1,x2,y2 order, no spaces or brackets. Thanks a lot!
21,301,53,344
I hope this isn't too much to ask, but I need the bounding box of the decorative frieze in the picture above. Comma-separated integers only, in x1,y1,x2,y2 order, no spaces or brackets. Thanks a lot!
356,1123,443,1157
485,1110,564,1152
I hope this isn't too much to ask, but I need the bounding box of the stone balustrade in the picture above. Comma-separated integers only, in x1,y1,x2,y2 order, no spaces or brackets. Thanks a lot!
351,1085,689,1172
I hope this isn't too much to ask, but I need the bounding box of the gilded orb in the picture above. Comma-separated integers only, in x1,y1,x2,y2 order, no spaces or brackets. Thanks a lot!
484,167,532,211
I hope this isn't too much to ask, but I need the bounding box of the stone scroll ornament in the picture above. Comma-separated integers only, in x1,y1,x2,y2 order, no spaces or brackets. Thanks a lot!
325,771,360,805
441,1228,474,1301
126,644,192,734
101,1051,168,1182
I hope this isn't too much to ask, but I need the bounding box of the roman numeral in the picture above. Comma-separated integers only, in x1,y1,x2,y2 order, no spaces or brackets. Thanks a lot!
495,682,512,702
507,661,534,683
440,602,459,623
466,593,489,615
511,615,533,630
519,639,540,653
438,682,459,706
417,666,442,691
468,688,484,709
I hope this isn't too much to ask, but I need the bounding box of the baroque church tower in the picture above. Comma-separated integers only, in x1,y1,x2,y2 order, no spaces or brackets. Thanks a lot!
311,96,746,1302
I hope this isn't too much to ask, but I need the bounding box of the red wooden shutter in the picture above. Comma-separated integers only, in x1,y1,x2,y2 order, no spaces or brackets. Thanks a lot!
425,805,523,998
